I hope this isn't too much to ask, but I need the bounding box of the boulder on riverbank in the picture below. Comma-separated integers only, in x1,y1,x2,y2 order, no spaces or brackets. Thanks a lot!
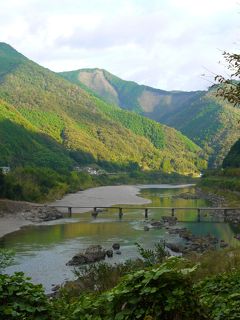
22,206,63,222
0,199,63,222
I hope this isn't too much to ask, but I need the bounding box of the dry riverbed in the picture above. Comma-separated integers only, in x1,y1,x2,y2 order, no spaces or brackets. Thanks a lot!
0,185,151,238
0,184,201,239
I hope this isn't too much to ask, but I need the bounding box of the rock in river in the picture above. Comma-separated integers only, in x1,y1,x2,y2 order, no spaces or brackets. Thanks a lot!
161,216,177,226
150,221,163,228
112,243,120,250
106,249,113,258
67,245,107,266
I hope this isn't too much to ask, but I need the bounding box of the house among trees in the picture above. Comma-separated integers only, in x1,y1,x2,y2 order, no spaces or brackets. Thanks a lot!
0,166,11,174
74,166,105,175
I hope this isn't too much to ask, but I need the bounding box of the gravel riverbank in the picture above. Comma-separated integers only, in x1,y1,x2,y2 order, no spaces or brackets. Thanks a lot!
0,200,63,238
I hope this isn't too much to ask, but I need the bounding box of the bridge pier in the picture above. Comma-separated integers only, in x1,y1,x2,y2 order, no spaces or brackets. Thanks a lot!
197,208,201,222
144,208,148,219
119,207,123,219
68,207,72,217
92,207,98,219
223,209,228,222
171,208,175,217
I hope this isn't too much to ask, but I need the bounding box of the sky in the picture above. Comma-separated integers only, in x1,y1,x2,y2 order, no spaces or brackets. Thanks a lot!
1,0,239,91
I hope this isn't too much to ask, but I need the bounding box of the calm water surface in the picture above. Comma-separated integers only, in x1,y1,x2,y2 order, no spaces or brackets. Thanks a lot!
1,185,240,292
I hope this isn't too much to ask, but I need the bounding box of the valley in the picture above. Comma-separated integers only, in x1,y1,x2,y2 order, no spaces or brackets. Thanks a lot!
0,42,240,320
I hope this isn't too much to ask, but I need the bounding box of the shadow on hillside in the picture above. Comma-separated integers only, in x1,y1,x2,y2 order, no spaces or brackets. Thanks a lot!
0,119,132,171
0,119,94,169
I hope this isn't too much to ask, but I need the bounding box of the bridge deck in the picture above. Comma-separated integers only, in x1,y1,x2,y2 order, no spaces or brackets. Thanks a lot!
49,206,240,210
47,205,240,222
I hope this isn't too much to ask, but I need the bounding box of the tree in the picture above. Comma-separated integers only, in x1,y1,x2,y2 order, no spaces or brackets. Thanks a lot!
0,249,14,273
0,171,5,197
215,51,240,168
215,52,240,106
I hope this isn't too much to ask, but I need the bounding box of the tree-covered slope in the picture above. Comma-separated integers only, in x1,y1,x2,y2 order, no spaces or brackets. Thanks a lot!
60,68,240,167
222,138,240,168
0,43,205,175
0,99,74,169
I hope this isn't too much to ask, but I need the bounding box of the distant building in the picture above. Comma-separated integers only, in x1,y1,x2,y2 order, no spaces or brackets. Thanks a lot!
0,166,11,175
73,166,106,176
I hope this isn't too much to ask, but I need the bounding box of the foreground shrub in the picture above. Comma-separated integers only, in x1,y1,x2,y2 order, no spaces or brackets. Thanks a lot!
0,272,50,319
71,259,144,295
0,249,15,273
196,270,240,320
135,242,168,266
53,258,208,320
63,242,168,297
187,247,240,281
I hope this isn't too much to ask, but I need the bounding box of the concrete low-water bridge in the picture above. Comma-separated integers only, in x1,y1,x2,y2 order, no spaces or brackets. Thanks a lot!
50,205,240,223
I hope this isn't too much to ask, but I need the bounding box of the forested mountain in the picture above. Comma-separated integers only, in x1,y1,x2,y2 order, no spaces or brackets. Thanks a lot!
0,43,205,175
60,68,240,167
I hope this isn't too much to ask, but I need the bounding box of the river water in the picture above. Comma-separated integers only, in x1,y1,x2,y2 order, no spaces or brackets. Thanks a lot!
1,184,240,292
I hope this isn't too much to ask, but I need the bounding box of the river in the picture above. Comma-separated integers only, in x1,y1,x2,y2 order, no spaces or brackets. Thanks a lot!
1,184,240,293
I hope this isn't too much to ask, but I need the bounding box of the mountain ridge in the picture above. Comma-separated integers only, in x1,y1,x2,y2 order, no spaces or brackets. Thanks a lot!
0,42,205,175
60,68,240,167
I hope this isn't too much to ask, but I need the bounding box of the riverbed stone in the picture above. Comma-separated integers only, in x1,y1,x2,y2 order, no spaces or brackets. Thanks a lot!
106,249,113,257
161,216,177,226
166,225,222,254
22,206,63,222
112,243,120,250
165,242,183,253
150,221,163,228
172,192,200,200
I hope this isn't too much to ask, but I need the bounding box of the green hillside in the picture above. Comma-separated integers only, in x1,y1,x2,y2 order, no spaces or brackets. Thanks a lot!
0,43,205,175
60,69,240,167
0,99,73,169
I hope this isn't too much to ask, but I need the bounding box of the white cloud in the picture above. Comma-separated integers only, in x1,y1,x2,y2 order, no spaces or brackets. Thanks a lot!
0,0,239,90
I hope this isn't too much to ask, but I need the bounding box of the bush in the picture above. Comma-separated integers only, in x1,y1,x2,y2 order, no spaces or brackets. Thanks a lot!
53,258,208,320
135,242,168,266
70,259,145,295
0,249,14,273
0,272,50,319
62,242,168,298
196,270,240,320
